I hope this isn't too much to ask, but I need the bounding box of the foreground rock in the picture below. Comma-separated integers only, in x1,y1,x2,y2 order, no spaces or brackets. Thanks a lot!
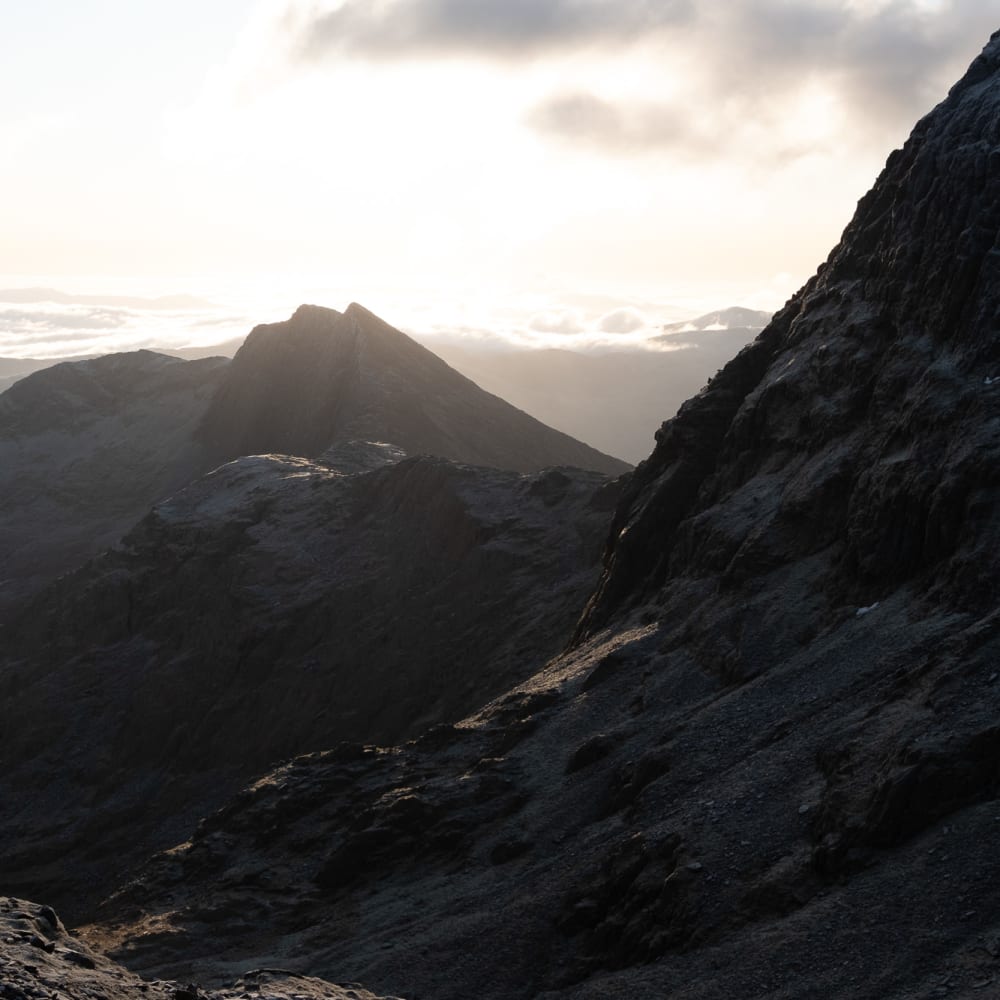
1,444,617,918
0,898,401,1000
82,31,1000,1000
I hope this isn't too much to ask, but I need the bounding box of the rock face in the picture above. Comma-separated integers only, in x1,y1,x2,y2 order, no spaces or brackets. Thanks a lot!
0,897,402,1000
580,30,1000,636
81,31,1000,1000
200,302,630,475
0,351,228,617
1,444,617,918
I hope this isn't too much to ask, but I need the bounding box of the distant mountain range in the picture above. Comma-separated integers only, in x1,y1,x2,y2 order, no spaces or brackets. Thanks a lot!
0,304,625,618
0,304,771,464
435,307,772,463
658,305,772,335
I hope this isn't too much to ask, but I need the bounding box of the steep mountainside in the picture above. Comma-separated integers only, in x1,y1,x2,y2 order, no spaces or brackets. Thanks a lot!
0,351,228,617
81,31,1000,1000
201,303,630,475
1,444,617,919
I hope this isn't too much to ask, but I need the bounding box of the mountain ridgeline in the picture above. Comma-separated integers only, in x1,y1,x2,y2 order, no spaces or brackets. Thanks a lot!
200,302,629,475
3,29,1000,1000
0,305,628,617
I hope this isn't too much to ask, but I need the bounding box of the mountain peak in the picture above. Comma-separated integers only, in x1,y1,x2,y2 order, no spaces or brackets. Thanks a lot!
288,302,343,325
201,304,630,474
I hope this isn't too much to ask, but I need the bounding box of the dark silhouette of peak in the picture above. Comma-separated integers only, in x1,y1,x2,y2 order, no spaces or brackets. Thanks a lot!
201,303,630,474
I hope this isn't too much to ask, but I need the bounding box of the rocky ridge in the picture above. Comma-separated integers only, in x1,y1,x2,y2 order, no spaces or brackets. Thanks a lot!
71,30,1000,1000
1,444,618,919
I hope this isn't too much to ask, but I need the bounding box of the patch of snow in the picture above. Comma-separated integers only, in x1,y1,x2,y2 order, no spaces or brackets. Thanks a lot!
855,602,880,618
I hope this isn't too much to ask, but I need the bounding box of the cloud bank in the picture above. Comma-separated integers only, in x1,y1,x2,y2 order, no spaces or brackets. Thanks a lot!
0,295,250,360
280,0,1000,155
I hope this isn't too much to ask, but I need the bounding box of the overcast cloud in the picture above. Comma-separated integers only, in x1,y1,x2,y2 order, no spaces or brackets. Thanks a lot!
283,0,1000,155
290,0,695,60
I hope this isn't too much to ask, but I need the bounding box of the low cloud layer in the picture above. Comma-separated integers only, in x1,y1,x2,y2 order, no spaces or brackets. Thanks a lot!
528,307,587,335
0,297,249,360
598,307,647,334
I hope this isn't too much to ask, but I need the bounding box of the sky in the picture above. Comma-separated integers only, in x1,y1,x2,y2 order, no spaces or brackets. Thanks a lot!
2,0,999,358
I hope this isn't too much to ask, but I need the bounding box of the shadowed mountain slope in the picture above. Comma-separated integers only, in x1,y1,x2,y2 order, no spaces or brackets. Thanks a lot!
0,351,228,616
80,31,1000,1000
200,302,630,475
0,444,618,918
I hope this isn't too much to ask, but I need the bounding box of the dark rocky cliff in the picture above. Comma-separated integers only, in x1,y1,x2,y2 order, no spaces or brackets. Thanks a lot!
580,32,1000,637
78,31,1000,1000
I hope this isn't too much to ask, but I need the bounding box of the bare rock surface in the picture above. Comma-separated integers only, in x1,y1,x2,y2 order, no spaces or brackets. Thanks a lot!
200,302,630,475
0,444,617,921
0,898,401,1000
77,31,1000,1000
0,351,228,617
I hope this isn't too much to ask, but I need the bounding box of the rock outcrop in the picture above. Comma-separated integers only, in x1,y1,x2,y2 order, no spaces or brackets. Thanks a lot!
79,30,1000,1000
0,897,401,1000
200,303,630,475
1,444,618,919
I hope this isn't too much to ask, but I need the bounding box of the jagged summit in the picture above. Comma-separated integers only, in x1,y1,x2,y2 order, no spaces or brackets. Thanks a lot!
201,302,631,475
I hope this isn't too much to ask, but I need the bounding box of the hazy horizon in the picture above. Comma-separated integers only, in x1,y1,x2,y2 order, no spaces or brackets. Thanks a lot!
0,275,770,361
6,2,999,361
